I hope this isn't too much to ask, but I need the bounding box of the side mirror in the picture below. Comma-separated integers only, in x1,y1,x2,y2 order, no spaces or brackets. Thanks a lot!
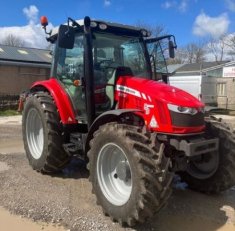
58,25,75,49
169,40,175,59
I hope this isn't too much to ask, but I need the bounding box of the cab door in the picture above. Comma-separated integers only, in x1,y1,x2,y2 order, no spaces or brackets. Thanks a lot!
52,34,87,122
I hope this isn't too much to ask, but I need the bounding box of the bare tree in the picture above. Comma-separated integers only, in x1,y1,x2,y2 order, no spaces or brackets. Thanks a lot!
206,35,227,62
223,34,235,60
167,48,187,64
227,35,235,49
179,42,206,64
135,21,168,37
1,34,25,47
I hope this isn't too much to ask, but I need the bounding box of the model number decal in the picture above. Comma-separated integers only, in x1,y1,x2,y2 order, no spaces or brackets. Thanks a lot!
144,103,154,115
116,85,152,102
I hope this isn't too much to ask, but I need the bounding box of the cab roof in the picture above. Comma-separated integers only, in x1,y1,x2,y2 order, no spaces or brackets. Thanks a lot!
50,18,149,37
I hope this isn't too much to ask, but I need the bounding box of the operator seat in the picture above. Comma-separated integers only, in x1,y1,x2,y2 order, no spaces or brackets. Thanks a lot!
106,66,133,109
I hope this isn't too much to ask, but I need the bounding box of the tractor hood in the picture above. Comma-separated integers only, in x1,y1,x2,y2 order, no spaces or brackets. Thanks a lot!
116,76,204,108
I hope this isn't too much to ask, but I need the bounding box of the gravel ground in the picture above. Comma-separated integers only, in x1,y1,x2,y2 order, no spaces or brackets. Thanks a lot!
0,117,235,231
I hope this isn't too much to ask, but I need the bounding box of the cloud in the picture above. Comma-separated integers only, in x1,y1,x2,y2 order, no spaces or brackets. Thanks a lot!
178,0,188,12
104,0,111,7
0,5,53,49
0,25,50,48
193,12,230,38
161,0,188,12
162,1,176,9
23,5,39,25
225,0,235,12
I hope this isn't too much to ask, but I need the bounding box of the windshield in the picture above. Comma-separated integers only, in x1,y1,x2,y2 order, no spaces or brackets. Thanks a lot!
93,32,150,78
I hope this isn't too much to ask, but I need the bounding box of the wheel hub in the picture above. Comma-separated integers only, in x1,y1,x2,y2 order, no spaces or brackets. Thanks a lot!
116,161,131,182
187,151,219,179
97,143,132,206
26,108,44,160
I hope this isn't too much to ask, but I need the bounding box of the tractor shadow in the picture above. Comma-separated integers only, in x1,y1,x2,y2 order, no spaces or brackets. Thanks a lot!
50,160,235,231
52,157,89,179
135,182,235,231
53,162,235,231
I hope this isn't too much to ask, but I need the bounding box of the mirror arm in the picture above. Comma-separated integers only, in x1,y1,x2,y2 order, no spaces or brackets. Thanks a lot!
67,17,80,28
42,26,52,36
64,17,81,36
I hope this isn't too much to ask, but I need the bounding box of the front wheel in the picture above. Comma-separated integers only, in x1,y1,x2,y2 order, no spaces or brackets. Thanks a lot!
88,123,173,226
22,92,71,173
179,118,235,193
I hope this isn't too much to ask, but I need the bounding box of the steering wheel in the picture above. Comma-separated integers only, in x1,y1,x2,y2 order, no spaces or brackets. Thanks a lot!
97,59,115,68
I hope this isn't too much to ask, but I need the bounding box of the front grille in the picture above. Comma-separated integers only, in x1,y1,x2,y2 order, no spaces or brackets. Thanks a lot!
170,111,204,127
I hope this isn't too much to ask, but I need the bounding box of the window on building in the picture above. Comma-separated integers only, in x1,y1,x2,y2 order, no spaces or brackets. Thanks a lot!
206,68,223,77
217,82,226,96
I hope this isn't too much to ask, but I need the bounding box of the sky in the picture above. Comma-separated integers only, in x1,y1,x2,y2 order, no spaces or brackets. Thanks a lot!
0,0,235,48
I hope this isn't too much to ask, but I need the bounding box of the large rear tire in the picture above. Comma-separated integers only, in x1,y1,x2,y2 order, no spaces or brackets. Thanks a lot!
88,123,173,226
180,118,235,193
22,92,71,173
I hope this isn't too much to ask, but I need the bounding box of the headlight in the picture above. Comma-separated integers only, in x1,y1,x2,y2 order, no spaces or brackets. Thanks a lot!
167,104,203,115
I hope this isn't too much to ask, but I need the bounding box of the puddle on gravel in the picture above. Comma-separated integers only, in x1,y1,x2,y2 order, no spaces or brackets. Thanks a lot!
0,207,65,231
0,161,10,172
0,138,24,154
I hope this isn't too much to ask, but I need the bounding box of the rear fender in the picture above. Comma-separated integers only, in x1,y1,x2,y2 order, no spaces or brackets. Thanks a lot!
30,78,77,124
85,109,143,153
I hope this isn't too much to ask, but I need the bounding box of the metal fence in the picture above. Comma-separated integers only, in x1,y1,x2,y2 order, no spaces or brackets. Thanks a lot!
0,94,19,110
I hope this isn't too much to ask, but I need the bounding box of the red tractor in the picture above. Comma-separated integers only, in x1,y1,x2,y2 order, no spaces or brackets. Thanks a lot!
21,16,235,226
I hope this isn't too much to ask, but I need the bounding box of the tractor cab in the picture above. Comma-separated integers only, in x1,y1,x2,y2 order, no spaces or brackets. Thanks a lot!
45,17,176,125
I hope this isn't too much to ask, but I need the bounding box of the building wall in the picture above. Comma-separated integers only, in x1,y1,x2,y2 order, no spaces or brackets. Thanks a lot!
0,64,50,95
217,77,235,110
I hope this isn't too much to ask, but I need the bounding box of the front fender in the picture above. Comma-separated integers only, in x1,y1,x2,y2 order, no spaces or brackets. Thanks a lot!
31,78,77,124
85,109,143,153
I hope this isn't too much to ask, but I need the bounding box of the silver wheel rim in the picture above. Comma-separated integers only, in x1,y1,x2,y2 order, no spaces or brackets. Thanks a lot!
97,143,132,206
26,108,44,159
187,151,219,179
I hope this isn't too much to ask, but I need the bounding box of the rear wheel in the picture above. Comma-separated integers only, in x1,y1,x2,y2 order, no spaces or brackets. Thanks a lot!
88,123,173,226
180,118,235,193
22,92,71,173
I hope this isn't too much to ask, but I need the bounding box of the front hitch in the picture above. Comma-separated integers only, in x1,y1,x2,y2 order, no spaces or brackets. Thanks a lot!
170,137,219,157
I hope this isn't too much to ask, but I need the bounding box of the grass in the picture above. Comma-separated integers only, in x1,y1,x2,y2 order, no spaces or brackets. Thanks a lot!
0,110,20,116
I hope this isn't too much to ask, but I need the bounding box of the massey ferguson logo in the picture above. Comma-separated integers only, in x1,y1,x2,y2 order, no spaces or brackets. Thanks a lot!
116,85,141,97
116,85,152,102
